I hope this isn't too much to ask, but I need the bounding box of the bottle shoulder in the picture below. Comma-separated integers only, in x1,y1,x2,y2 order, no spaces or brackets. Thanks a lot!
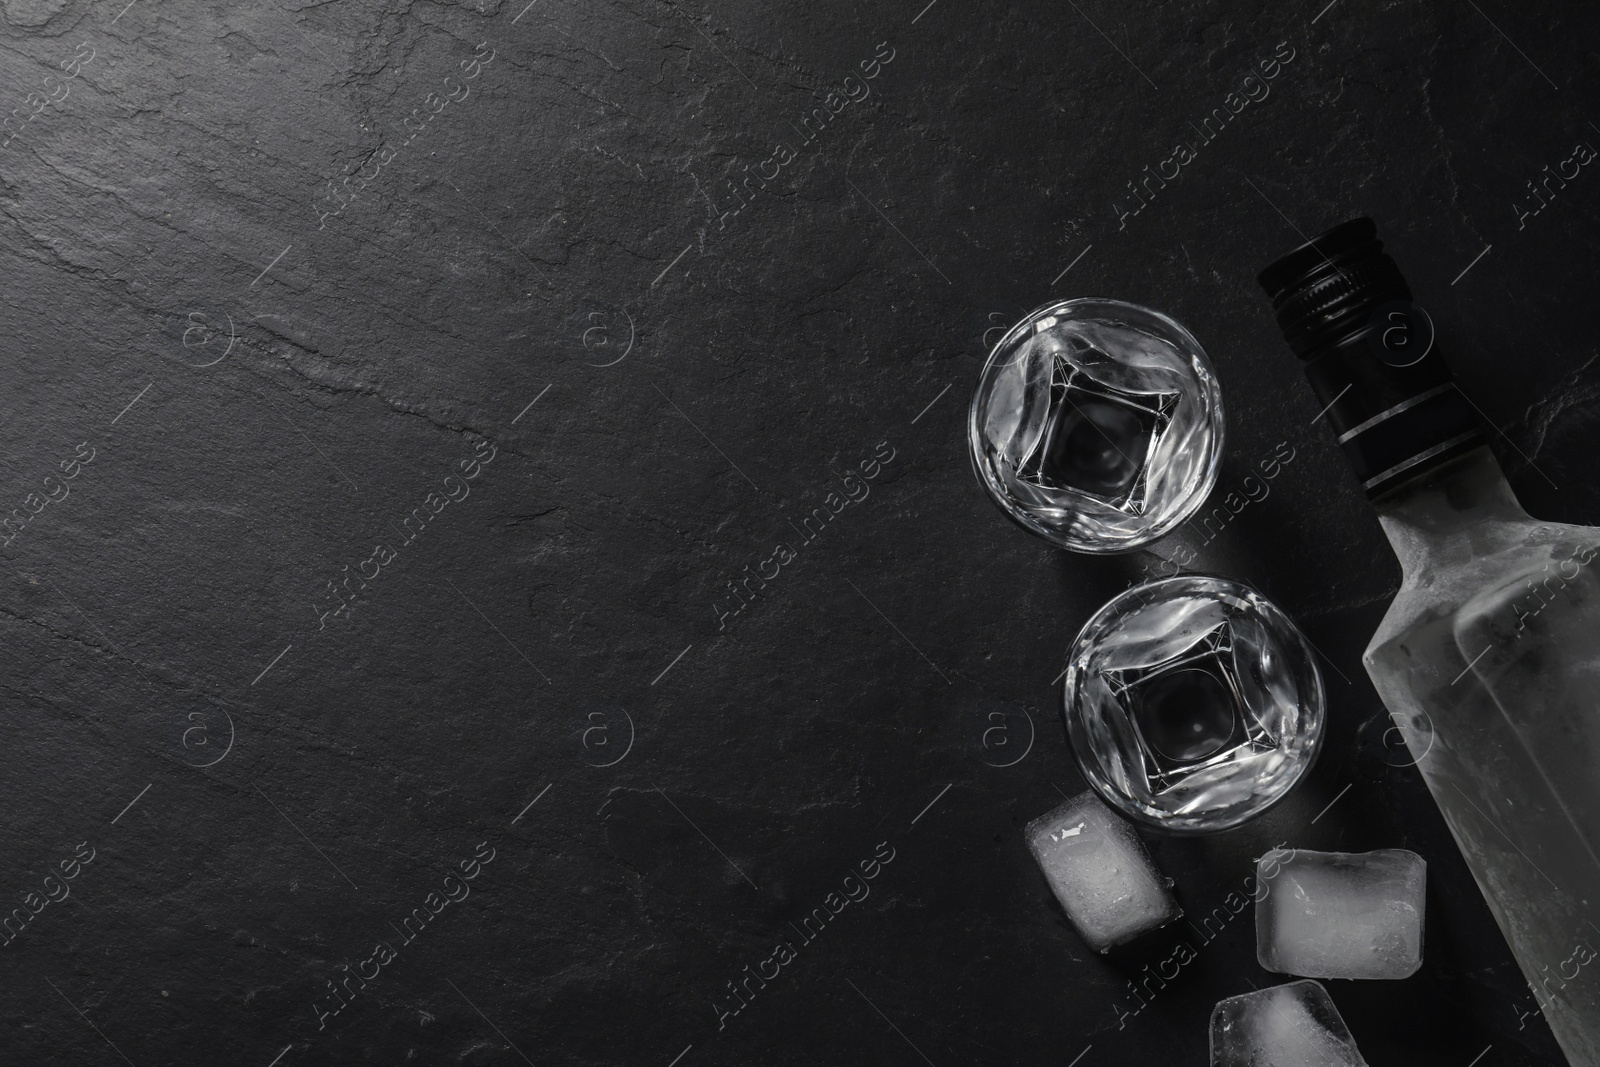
1366,518,1600,658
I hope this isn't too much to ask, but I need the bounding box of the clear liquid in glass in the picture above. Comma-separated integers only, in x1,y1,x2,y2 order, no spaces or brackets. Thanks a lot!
969,299,1224,552
1064,574,1325,832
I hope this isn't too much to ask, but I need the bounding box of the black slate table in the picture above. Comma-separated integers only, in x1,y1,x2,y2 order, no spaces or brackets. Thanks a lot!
0,0,1593,1063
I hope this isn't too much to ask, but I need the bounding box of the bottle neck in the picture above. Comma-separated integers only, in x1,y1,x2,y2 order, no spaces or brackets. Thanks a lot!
1373,446,1528,575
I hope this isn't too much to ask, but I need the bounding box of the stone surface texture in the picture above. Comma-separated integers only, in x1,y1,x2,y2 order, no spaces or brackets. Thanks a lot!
0,0,1591,1063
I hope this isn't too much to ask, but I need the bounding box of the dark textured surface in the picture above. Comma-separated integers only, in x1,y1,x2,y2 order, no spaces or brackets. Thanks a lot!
0,0,1596,1063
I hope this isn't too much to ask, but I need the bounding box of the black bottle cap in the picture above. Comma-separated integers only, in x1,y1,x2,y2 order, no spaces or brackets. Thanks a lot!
1257,218,1485,498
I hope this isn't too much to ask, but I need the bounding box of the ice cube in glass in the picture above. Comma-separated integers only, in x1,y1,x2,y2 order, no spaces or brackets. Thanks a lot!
968,298,1224,552
1064,574,1325,833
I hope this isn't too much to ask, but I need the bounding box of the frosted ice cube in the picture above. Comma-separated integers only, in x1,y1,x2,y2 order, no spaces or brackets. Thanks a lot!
1211,980,1368,1067
1024,790,1180,952
1256,848,1426,980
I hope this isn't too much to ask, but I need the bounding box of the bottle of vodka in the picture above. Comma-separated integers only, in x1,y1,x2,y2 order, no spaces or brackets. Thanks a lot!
1260,219,1600,1065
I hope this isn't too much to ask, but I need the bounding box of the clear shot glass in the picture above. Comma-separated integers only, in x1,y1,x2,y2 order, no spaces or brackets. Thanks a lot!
1063,574,1325,833
967,298,1225,553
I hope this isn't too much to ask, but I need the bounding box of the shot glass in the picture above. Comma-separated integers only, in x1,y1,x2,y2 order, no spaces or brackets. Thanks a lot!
1063,574,1325,833
968,298,1224,553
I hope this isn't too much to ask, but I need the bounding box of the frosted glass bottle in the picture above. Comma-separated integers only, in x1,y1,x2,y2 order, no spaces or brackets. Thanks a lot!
1260,219,1600,1065
1369,445,1600,1063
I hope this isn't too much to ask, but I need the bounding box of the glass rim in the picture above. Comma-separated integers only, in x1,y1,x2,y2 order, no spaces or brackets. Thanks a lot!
1061,572,1327,834
966,297,1225,554
976,296,1211,375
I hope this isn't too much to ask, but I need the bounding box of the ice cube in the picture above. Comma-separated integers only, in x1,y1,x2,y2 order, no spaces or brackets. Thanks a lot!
1024,791,1180,952
1211,979,1368,1067
1255,848,1426,980
1014,363,1179,513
